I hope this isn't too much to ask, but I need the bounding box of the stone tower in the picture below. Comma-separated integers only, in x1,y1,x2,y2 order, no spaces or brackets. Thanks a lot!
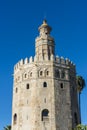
12,20,80,130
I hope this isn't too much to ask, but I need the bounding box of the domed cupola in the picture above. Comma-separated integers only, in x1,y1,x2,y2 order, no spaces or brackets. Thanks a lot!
38,20,52,36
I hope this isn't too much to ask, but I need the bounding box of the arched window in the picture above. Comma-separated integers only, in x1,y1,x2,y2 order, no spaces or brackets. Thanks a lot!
41,109,49,121
47,71,49,76
40,71,43,76
26,84,29,89
61,70,65,78
43,82,47,87
13,113,17,125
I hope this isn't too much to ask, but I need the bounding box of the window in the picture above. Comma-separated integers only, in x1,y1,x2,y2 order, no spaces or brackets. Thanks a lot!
40,71,43,76
60,83,63,88
57,70,60,78
61,70,65,78
15,88,18,93
43,53,44,60
13,113,17,125
47,71,49,76
41,109,49,121
26,84,29,89
25,73,27,78
43,82,47,87
55,70,60,78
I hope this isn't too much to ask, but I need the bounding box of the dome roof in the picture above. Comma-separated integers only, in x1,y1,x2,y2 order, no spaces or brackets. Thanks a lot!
38,20,52,32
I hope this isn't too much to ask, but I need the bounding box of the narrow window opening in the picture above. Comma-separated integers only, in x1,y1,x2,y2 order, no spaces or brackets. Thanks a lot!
43,82,47,87
25,74,27,78
16,88,18,93
40,71,43,76
47,71,49,76
60,83,63,88
44,98,46,103
13,113,17,125
26,84,29,89
43,53,44,60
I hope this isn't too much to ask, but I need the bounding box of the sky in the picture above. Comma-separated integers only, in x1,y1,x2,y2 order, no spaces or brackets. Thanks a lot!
0,0,87,129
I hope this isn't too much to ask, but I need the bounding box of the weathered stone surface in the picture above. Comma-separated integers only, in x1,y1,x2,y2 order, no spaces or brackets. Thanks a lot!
12,20,80,130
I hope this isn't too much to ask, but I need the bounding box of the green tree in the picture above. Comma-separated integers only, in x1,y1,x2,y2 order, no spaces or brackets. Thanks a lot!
3,125,11,130
76,76,85,92
76,76,85,121
74,124,87,130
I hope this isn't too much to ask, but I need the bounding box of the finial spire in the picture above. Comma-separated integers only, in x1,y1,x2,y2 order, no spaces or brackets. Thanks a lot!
43,19,47,24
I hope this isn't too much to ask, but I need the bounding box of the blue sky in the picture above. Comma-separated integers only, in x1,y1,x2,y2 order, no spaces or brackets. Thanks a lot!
0,0,87,129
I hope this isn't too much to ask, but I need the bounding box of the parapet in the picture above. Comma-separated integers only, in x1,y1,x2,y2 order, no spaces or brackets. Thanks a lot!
50,54,75,68
14,54,75,72
14,56,36,72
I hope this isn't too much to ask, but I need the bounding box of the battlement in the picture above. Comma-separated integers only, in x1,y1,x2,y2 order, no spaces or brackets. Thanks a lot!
14,56,36,71
14,55,75,72
55,55,75,67
50,54,75,67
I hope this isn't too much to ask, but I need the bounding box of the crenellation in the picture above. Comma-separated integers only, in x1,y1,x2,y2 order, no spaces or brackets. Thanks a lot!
14,65,16,71
20,59,24,65
60,56,65,64
34,55,37,62
29,56,34,63
14,57,36,72
65,58,70,65
17,62,20,68
14,55,76,75
55,55,60,63
24,58,29,64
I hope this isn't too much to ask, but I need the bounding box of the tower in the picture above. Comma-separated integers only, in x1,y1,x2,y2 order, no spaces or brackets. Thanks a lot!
12,20,80,130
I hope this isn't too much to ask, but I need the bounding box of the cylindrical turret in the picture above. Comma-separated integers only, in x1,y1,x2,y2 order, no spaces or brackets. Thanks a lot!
35,20,55,61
